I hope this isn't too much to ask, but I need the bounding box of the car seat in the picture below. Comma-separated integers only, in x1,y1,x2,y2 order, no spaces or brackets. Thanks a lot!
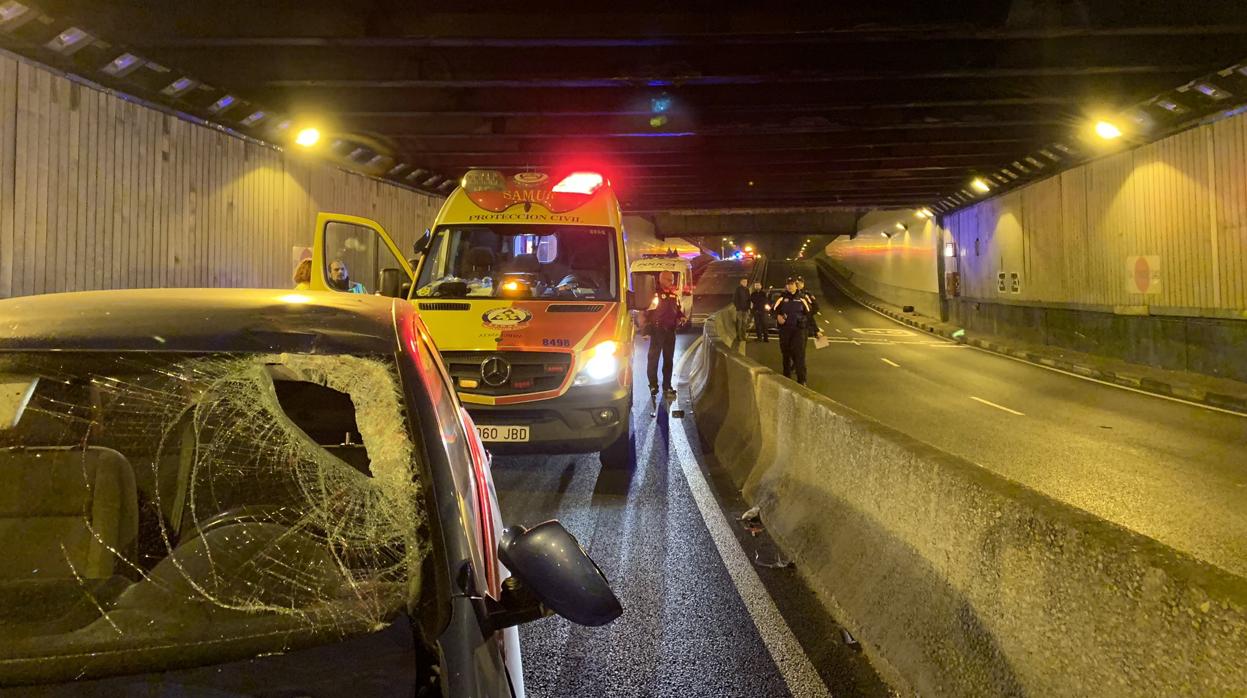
569,247,607,289
505,253,540,275
464,247,496,276
0,446,138,579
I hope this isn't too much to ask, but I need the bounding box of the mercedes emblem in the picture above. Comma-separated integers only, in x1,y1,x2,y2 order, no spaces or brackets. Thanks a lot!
480,356,512,387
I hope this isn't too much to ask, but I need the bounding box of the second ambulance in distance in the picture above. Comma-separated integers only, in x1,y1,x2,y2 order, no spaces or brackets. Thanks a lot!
309,170,635,466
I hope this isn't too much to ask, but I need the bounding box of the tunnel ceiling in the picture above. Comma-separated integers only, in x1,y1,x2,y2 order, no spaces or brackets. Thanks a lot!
5,2,1247,217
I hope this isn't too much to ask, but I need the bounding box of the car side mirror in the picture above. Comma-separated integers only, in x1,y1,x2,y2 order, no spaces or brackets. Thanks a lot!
492,521,621,629
413,229,432,256
379,268,404,298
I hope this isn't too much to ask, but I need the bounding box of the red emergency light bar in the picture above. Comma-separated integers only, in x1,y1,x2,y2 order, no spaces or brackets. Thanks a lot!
461,169,609,213
552,171,604,195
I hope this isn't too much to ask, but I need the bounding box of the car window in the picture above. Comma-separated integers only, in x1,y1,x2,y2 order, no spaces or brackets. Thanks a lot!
415,224,618,300
0,351,431,684
323,221,407,294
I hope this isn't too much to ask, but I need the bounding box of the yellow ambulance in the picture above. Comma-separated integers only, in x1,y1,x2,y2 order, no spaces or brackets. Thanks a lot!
308,170,635,466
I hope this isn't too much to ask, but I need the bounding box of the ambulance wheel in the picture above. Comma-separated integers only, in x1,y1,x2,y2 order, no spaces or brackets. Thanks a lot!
599,428,634,470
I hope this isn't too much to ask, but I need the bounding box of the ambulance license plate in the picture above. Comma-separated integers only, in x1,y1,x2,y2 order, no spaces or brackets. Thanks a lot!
476,425,530,442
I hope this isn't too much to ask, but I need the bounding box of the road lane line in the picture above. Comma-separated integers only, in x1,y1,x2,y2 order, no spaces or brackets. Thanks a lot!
970,396,1025,416
881,358,900,368
668,404,832,698
962,344,1247,419
830,281,1247,418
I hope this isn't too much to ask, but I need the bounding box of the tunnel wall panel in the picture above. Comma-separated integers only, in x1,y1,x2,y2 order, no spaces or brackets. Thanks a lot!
945,111,1247,316
0,52,442,298
824,209,941,317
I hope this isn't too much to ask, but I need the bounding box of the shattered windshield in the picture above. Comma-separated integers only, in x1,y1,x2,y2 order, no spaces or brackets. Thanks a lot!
0,351,429,685
415,224,618,300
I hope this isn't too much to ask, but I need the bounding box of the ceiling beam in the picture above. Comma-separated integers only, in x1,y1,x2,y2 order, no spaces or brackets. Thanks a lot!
259,64,1213,89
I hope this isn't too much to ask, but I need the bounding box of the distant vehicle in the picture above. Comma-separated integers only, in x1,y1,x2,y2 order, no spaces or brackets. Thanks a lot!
306,169,636,467
628,255,695,321
0,289,621,697
750,287,787,337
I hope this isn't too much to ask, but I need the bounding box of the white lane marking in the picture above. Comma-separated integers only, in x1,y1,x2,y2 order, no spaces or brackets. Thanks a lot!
852,327,914,337
881,358,901,368
851,339,860,346
834,284,1247,418
667,413,832,698
970,396,1025,416
963,344,1247,419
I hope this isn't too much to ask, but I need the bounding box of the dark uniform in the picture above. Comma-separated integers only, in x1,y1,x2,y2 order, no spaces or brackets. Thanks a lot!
645,285,685,395
796,278,821,338
749,288,770,342
772,283,811,385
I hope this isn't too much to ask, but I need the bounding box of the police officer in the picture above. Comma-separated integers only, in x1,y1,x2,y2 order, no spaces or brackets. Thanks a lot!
795,276,821,337
646,271,686,400
749,281,770,342
772,276,817,385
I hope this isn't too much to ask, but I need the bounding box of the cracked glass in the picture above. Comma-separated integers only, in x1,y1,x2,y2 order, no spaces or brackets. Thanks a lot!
0,351,429,685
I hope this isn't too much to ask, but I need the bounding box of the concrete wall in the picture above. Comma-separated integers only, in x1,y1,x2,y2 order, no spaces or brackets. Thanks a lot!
689,312,1247,697
823,209,941,318
0,51,443,298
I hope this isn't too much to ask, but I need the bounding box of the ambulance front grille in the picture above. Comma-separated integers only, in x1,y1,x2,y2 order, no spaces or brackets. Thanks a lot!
442,351,572,397
418,302,471,311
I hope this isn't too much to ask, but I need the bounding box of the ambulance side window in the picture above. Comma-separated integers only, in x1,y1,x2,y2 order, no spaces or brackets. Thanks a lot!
324,222,405,294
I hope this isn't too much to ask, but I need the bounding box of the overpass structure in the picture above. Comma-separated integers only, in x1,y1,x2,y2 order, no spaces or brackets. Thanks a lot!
1,3,1246,697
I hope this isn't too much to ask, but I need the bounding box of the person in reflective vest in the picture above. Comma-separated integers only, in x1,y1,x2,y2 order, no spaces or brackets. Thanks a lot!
645,271,687,398
772,276,814,385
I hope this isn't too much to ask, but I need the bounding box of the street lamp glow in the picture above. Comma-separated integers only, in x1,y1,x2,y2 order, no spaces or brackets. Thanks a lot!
295,127,321,147
1094,120,1122,140
970,177,991,194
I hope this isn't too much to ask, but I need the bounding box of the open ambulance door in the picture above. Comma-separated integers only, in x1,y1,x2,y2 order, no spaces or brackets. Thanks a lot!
311,213,414,297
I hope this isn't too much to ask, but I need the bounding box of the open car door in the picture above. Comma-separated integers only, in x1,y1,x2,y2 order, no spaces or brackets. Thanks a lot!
311,212,414,297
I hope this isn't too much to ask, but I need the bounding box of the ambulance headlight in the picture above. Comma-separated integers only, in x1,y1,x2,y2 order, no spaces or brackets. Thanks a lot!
575,340,620,385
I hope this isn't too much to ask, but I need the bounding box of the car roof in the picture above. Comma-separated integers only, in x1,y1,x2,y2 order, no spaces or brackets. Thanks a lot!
0,289,401,354
629,258,692,273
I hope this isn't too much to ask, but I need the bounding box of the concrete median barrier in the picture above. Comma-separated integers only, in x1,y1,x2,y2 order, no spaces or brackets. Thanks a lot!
690,318,1247,696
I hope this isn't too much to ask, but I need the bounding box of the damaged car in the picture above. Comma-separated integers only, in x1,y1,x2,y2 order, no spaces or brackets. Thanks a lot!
0,289,621,697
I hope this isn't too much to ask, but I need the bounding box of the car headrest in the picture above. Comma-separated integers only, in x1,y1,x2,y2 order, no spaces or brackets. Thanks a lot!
465,247,496,269
507,254,540,274
570,246,606,269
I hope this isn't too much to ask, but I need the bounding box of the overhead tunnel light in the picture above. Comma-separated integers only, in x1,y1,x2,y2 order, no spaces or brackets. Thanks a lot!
207,95,238,115
46,27,91,55
1094,120,1122,140
970,178,991,194
1191,82,1232,101
0,2,31,24
239,111,267,127
295,127,321,147
161,77,197,97
102,53,144,78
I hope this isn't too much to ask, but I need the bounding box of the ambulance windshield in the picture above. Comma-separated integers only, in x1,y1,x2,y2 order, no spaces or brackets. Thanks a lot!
415,225,618,300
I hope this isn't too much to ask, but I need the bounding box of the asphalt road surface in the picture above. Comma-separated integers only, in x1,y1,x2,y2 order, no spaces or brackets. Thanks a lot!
753,261,1247,579
491,332,890,698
